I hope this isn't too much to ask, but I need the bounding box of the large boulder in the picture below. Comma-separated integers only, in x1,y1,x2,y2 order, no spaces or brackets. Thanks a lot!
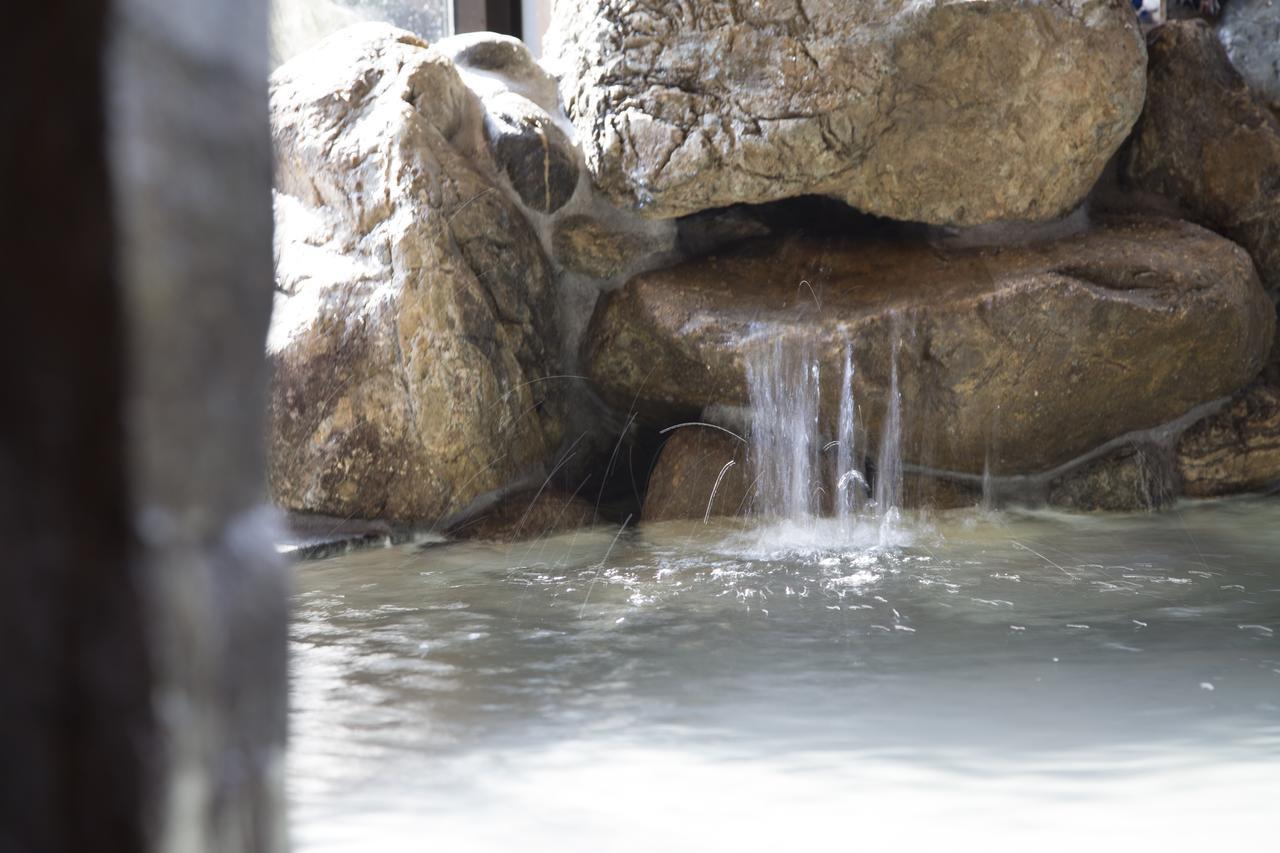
268,25,567,522
583,217,1273,476
1123,20,1280,293
546,0,1146,224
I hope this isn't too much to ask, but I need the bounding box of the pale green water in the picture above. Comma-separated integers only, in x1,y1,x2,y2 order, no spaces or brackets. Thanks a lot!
289,499,1280,851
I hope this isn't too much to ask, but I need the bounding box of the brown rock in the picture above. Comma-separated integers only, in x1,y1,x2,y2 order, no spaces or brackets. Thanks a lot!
268,25,566,523
1123,20,1280,292
1048,443,1180,512
547,0,1145,224
552,214,664,279
902,474,982,511
1178,382,1280,496
583,217,1273,476
448,488,598,541
642,427,752,522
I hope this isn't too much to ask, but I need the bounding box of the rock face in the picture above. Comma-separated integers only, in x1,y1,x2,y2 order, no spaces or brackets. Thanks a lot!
1178,383,1280,496
1218,0,1280,111
584,217,1273,476
269,25,566,522
1048,443,1180,512
546,0,1146,224
553,214,666,278
642,427,752,522
1123,20,1280,293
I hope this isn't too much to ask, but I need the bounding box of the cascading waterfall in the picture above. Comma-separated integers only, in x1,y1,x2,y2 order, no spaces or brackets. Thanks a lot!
874,339,903,527
746,334,822,522
742,325,904,547
833,340,865,532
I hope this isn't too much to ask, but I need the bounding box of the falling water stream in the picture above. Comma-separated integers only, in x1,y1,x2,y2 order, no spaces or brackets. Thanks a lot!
288,333,1279,851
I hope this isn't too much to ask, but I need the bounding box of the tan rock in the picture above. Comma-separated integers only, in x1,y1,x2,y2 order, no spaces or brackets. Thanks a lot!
552,214,665,279
583,217,1273,476
642,427,752,522
546,0,1146,224
268,25,566,522
1123,20,1280,292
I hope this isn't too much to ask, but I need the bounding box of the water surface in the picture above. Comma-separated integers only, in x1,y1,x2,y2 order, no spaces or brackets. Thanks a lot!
291,500,1280,851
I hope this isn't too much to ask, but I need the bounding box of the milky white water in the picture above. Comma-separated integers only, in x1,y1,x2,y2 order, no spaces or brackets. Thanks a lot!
290,500,1280,851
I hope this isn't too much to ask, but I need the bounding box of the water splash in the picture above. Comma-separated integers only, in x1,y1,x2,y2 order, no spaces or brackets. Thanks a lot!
874,337,903,530
741,326,906,554
833,340,864,532
746,334,821,522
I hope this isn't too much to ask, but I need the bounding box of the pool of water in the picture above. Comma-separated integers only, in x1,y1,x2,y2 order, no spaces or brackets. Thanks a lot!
289,499,1280,851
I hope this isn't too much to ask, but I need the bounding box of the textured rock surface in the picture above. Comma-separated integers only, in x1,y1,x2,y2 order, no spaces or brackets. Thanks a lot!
584,217,1273,476
1218,0,1280,110
553,214,665,278
1178,383,1280,496
448,488,599,541
1124,21,1280,292
642,427,752,522
546,0,1146,224
483,91,579,214
269,25,566,522
1048,443,1180,511
901,473,982,511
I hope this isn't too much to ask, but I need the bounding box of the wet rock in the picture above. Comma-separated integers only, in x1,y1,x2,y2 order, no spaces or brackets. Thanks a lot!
901,474,982,511
278,513,407,559
1048,443,1180,512
546,0,1145,224
642,427,752,522
269,25,566,523
584,217,1273,477
1123,20,1280,293
447,488,598,541
1218,0,1280,111
1177,382,1280,496
552,214,664,279
483,91,579,214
